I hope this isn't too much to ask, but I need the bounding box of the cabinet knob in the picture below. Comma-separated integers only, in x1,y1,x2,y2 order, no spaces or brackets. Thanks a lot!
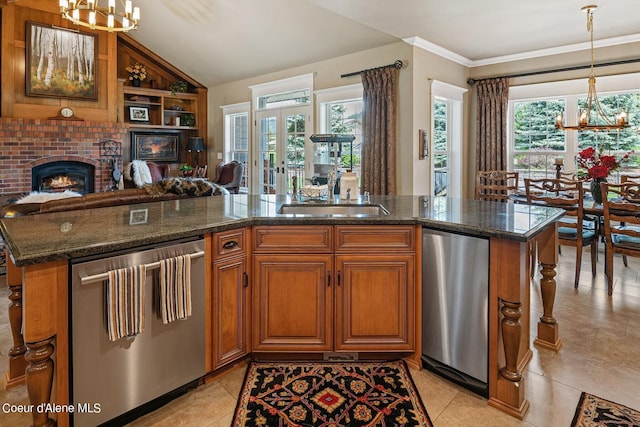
243,272,248,288
337,270,341,286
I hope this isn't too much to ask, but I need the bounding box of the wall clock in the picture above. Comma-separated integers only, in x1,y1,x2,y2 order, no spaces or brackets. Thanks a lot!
48,107,83,120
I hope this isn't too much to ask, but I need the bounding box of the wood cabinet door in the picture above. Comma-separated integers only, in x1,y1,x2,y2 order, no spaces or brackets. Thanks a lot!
334,254,415,351
212,256,249,369
252,254,333,352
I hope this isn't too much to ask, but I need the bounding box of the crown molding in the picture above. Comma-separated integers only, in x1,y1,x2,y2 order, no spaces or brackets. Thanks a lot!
403,37,472,67
404,34,640,69
472,33,640,67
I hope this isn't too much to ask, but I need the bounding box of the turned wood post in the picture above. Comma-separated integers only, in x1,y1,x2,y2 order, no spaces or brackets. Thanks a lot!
25,338,55,427
488,237,531,419
22,260,69,427
534,224,562,351
5,252,27,388
499,300,522,383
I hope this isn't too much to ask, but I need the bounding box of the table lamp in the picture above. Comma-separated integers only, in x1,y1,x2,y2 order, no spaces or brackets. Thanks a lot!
187,137,206,167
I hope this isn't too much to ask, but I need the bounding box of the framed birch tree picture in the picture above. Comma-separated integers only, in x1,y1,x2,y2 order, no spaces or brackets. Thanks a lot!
25,22,97,100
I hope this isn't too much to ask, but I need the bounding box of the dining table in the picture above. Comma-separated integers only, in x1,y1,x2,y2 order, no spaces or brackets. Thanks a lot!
512,192,605,241
512,192,602,213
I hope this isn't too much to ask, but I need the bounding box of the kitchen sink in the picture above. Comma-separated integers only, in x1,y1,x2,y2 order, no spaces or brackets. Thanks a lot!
278,203,389,216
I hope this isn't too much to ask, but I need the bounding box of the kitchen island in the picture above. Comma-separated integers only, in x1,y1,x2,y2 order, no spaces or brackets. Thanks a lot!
0,194,563,426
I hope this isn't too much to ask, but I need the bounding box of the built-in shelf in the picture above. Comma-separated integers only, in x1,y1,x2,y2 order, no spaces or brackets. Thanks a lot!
121,86,200,130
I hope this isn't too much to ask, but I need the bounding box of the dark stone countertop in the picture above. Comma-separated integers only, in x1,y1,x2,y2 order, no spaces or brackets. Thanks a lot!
0,194,563,266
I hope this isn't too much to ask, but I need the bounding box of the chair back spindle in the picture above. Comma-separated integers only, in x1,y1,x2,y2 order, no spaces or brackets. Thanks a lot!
475,171,519,202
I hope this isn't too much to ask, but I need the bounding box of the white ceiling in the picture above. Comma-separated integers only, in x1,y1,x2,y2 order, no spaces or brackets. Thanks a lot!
130,0,640,87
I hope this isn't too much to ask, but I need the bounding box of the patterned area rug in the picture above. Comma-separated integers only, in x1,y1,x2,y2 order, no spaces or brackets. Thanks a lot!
232,360,433,427
571,392,640,426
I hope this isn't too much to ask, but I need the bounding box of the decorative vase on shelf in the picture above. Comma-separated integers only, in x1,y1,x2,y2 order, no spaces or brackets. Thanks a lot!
132,79,141,87
590,178,606,204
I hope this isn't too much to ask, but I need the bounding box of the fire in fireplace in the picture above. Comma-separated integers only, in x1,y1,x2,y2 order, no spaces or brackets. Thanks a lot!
32,161,95,194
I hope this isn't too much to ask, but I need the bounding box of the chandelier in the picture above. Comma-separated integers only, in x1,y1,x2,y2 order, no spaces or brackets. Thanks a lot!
59,0,140,33
555,5,628,131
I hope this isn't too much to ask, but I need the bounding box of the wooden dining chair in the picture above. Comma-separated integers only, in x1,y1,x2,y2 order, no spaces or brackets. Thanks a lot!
601,181,640,295
525,178,598,288
614,175,640,265
475,170,519,202
621,174,640,184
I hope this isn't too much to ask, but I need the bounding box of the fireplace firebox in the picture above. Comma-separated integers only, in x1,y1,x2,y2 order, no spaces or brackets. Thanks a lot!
32,161,95,194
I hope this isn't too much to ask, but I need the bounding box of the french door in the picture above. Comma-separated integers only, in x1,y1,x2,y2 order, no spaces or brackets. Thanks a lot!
254,106,310,195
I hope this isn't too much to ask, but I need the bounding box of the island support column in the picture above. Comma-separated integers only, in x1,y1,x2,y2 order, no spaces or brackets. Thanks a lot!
5,253,27,388
487,236,533,419
533,223,562,350
22,260,69,427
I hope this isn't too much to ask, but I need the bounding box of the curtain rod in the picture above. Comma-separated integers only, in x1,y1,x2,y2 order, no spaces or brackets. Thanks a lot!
467,57,640,86
341,59,406,78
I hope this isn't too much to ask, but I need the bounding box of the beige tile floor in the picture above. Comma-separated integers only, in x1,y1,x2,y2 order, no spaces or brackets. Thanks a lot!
1,245,639,426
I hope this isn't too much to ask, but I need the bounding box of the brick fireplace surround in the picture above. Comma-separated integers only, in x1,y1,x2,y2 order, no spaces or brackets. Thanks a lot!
0,118,129,195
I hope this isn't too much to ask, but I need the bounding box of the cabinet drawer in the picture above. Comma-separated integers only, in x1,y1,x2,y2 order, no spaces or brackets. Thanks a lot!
213,228,247,260
253,225,332,253
335,225,415,252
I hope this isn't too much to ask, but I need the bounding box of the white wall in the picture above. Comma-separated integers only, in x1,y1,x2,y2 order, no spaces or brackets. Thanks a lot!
410,47,469,196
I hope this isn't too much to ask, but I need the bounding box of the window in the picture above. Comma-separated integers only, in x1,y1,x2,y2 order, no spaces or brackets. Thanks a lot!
432,99,449,196
512,99,566,182
577,93,640,156
509,74,640,185
431,81,466,198
222,102,250,193
257,89,310,109
316,84,363,186
320,99,363,176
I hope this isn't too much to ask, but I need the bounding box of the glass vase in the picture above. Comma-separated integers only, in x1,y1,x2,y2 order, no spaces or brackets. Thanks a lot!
590,178,607,204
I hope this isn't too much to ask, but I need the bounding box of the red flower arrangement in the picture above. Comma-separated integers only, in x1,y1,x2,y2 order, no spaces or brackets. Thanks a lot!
575,147,629,180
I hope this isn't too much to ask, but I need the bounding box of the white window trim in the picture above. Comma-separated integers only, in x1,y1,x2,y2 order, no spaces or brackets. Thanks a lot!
431,80,467,102
315,84,363,102
315,84,363,133
249,73,314,111
221,101,250,164
221,101,251,115
509,73,640,99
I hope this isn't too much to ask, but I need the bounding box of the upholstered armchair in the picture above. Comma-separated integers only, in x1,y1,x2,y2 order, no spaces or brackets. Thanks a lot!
212,161,243,194
123,161,171,188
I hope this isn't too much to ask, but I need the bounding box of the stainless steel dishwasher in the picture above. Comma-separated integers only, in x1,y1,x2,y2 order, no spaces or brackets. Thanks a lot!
422,228,489,397
70,237,206,427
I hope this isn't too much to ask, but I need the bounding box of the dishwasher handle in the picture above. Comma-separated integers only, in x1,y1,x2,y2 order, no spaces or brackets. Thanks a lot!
79,250,205,285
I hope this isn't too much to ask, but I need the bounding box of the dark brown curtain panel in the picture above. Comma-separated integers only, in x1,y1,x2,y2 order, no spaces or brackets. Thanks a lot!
361,67,398,195
475,77,509,172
